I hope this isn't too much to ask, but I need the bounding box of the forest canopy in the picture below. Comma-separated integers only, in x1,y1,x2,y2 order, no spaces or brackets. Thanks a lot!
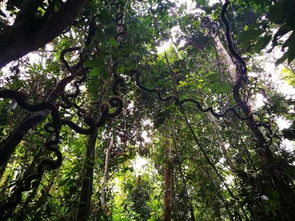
0,0,295,220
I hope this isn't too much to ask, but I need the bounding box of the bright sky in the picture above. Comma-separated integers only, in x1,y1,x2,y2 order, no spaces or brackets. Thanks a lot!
175,0,220,9
157,0,220,53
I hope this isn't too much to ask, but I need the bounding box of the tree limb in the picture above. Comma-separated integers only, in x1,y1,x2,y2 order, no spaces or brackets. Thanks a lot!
0,0,87,68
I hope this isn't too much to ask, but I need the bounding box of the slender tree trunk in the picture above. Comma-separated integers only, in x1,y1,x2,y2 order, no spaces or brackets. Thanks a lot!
76,108,100,221
100,134,114,215
171,126,196,221
206,108,236,169
163,137,173,221
0,115,45,171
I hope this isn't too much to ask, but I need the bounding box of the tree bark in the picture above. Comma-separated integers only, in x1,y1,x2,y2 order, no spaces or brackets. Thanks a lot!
212,35,236,82
171,126,196,221
100,134,114,215
164,137,172,221
209,19,295,219
0,0,86,68
76,108,100,221
0,114,44,170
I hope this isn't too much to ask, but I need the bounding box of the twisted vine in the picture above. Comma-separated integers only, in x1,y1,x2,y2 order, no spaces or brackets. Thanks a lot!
135,0,275,148
0,89,61,217
132,1,287,214
0,18,124,215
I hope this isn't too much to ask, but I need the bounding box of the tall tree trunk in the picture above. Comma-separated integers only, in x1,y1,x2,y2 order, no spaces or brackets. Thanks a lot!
207,19,295,219
163,137,173,221
171,126,196,221
100,134,114,214
0,115,45,171
76,109,100,221
212,35,236,82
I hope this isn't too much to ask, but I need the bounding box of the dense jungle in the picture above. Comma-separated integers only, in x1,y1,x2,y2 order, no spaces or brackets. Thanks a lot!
0,0,295,220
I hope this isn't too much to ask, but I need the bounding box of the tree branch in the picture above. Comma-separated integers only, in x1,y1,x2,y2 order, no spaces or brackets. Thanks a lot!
0,0,87,68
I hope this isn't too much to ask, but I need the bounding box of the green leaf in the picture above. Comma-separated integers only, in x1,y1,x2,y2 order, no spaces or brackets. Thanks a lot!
276,32,295,65
84,60,96,68
178,80,188,87
269,2,285,24
281,66,295,86
88,67,100,77
109,38,118,48
117,66,125,73
239,29,264,43
254,34,272,52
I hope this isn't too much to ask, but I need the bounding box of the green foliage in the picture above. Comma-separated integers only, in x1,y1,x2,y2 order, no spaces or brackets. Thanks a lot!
0,0,295,220
232,0,295,64
281,66,295,86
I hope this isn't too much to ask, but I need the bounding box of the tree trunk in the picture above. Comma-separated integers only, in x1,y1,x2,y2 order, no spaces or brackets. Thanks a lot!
212,35,236,82
0,115,45,171
171,126,196,221
100,134,114,215
76,109,100,221
0,0,86,68
206,111,236,169
209,21,295,219
164,137,173,221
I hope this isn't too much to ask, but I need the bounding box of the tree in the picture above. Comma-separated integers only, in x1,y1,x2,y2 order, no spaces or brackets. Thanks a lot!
0,0,295,220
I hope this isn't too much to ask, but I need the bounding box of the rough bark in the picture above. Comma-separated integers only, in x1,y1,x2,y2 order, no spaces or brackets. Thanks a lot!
0,0,87,68
212,35,236,82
